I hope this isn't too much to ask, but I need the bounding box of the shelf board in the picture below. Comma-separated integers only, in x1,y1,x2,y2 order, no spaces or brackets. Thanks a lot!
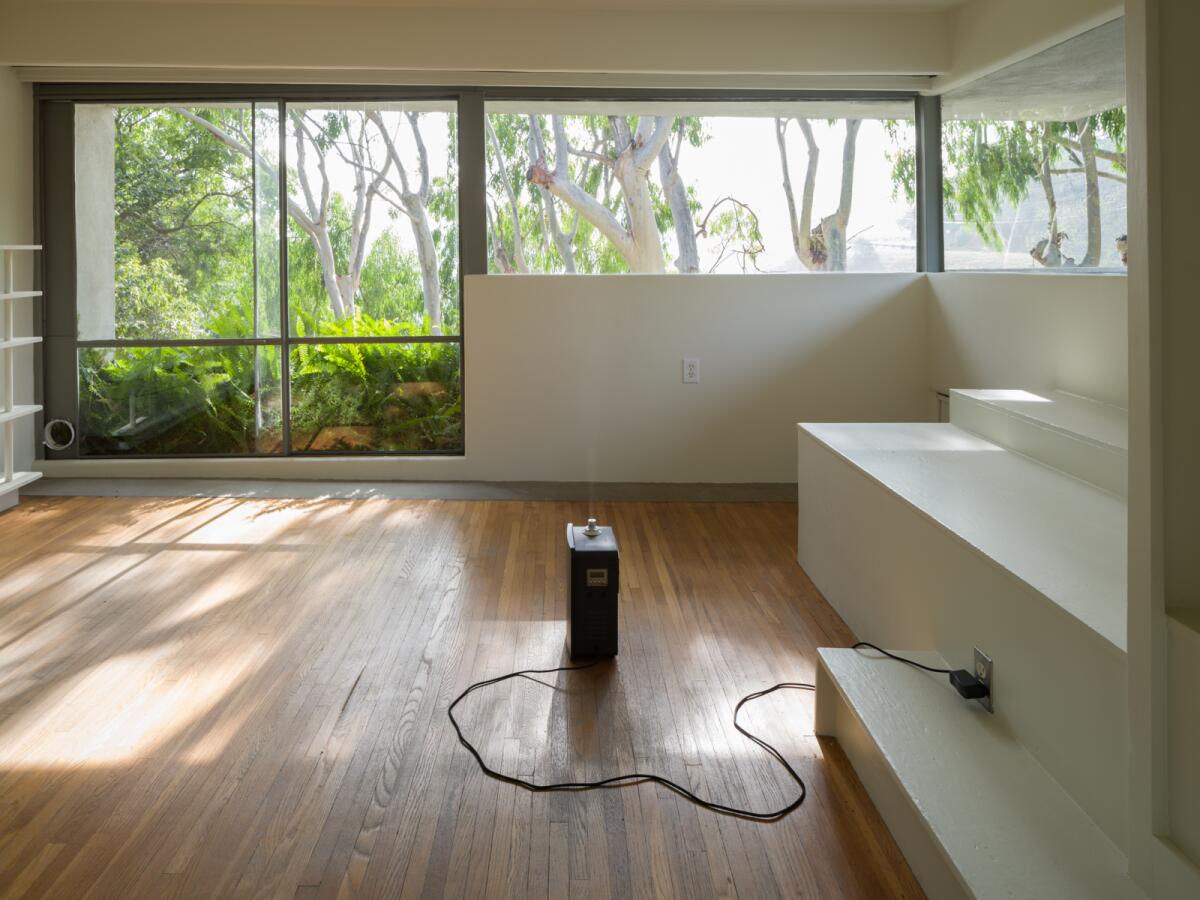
0,291,42,301
0,471,43,497
0,336,42,351
0,404,41,425
0,245,42,252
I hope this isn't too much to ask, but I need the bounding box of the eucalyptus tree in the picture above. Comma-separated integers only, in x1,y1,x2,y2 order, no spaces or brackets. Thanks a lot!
774,117,862,271
892,110,1127,267
485,112,760,274
366,110,446,333
526,114,677,272
177,106,450,331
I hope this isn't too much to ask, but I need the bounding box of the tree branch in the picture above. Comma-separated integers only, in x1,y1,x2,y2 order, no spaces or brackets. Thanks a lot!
528,157,632,261
632,116,675,169
485,116,528,272
568,145,615,167
406,111,431,201
170,106,317,234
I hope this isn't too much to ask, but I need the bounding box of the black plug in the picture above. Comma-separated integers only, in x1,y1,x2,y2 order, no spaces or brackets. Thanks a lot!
949,669,990,701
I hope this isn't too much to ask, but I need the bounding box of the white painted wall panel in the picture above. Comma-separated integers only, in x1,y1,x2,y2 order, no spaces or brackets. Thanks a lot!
928,273,1128,407
465,274,930,483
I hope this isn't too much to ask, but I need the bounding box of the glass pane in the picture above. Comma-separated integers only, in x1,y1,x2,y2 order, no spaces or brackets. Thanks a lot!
484,100,916,273
284,102,459,338
78,346,282,455
75,103,280,340
255,103,282,336
288,342,462,453
940,20,1127,271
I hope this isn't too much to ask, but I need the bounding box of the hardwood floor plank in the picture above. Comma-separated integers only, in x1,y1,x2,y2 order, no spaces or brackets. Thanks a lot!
0,496,923,899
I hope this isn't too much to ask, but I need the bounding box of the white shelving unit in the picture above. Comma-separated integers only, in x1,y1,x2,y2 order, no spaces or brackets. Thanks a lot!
1,245,43,505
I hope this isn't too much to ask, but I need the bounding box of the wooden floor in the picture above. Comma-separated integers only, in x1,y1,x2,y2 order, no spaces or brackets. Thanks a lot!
0,496,923,899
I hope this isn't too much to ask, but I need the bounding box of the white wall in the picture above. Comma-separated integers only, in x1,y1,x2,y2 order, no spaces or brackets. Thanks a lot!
465,274,930,483
928,273,1128,408
0,66,34,475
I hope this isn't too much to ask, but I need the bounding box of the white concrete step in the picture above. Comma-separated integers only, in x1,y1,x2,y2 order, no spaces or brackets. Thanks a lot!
815,647,1144,900
799,422,1126,650
950,389,1127,497
797,422,1129,855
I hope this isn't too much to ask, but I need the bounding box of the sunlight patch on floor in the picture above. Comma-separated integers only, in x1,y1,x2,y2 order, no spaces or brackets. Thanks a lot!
0,637,267,766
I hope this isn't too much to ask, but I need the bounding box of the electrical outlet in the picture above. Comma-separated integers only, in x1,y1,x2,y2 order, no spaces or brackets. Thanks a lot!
973,647,994,713
683,358,700,384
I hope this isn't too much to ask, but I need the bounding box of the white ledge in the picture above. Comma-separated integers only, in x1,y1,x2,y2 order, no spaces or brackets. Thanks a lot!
0,404,41,425
0,471,43,497
0,336,42,351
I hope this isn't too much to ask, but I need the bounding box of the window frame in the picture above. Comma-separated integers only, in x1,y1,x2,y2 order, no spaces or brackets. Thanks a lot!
37,86,472,459
479,89,927,277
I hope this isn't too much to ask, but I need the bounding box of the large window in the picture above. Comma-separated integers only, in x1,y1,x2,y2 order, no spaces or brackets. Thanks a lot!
484,100,916,274
71,98,463,457
937,20,1127,271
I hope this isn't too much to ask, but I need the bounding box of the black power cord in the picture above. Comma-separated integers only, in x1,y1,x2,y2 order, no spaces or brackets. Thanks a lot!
448,643,989,821
447,661,814,822
853,641,990,701
851,641,952,673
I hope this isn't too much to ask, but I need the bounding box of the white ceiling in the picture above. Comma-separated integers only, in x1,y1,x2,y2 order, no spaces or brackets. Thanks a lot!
67,0,973,9
943,18,1125,121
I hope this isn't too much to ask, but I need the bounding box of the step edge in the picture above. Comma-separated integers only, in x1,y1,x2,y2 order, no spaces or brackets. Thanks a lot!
950,389,1127,454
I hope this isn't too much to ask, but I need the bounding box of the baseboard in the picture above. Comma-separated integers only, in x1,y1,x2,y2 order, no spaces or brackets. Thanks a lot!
24,478,797,502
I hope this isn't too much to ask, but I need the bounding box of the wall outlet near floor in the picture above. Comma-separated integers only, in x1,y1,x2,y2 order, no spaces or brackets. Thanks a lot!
683,358,700,384
974,647,994,713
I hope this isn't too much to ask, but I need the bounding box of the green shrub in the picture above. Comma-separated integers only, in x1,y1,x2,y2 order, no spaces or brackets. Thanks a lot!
81,301,462,456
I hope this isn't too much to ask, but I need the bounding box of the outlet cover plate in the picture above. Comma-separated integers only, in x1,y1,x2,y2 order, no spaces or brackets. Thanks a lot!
974,647,994,713
683,358,700,383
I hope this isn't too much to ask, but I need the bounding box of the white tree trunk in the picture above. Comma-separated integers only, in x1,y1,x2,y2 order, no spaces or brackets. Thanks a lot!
658,140,698,273
614,150,666,273
527,114,674,273
776,117,825,270
313,229,347,319
405,195,443,335
823,119,861,271
528,115,577,272
486,117,528,272
1076,118,1102,267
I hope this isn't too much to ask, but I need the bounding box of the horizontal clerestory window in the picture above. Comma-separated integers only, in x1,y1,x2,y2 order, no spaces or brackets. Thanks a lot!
484,100,917,274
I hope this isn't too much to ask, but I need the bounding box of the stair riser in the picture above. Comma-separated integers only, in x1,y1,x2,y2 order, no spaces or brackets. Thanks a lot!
951,394,1126,497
